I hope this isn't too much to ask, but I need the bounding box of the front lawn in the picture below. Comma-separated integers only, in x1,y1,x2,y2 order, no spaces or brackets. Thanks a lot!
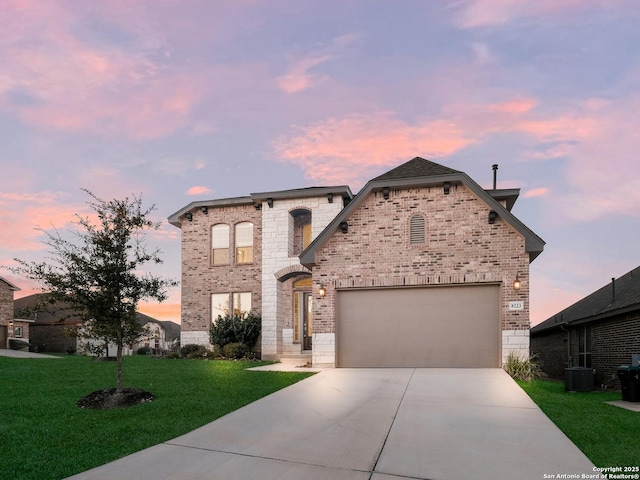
518,379,640,467
0,355,313,480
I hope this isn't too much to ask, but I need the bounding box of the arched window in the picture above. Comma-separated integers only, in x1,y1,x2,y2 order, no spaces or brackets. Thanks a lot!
409,214,426,245
211,224,230,265
235,222,254,263
290,209,312,255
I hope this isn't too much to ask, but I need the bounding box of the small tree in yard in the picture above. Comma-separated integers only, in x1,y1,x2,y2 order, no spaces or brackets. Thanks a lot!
12,190,177,408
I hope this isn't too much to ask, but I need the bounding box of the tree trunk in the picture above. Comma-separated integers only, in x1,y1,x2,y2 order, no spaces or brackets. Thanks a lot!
116,328,123,393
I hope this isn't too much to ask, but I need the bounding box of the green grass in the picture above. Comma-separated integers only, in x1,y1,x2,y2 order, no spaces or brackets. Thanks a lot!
0,355,313,480
518,379,640,467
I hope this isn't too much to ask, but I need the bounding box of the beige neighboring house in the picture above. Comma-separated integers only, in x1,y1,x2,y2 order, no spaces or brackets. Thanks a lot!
169,157,545,368
0,277,34,349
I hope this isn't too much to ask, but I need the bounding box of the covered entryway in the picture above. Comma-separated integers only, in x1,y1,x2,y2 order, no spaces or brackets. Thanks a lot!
336,284,500,367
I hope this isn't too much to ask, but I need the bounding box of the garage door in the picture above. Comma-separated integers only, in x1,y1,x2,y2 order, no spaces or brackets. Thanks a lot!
336,285,500,368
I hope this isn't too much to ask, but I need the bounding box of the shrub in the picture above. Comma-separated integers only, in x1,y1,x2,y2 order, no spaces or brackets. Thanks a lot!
9,339,29,350
136,346,152,355
209,312,261,350
180,344,207,359
222,343,249,359
504,352,543,382
164,351,181,359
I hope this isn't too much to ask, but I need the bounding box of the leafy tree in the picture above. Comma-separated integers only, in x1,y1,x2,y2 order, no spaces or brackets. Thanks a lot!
12,190,177,394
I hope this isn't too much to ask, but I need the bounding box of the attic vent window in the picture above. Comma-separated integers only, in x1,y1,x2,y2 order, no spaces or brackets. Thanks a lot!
409,215,426,245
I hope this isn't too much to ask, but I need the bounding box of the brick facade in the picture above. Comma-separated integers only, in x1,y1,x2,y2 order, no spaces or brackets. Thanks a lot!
531,313,640,390
310,185,531,364
171,158,543,365
179,202,262,345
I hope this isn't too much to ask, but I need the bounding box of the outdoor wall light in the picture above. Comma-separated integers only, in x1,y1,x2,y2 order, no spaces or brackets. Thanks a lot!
267,198,274,208
443,182,450,195
339,221,349,233
488,210,497,224
318,285,327,298
327,192,334,203
513,274,521,291
383,186,390,200
185,212,193,222
201,206,208,215
9,321,13,328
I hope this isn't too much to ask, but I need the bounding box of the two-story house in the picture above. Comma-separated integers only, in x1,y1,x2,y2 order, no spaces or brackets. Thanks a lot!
169,157,545,367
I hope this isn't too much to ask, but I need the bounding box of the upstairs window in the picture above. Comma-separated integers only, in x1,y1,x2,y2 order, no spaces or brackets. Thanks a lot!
409,214,426,245
212,224,230,265
290,209,312,255
235,222,254,264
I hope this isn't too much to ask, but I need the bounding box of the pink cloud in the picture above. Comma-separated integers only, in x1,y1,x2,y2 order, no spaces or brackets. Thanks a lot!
0,192,82,252
452,0,597,29
186,186,212,196
523,187,549,199
273,111,475,186
277,54,333,93
0,1,208,139
276,34,361,94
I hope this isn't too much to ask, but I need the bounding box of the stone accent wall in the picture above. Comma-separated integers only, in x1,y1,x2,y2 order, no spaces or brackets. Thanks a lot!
312,184,531,365
261,196,345,359
502,329,530,365
0,281,14,325
179,203,262,348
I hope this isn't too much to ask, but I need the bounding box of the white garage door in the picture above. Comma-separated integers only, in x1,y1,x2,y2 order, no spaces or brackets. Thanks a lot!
336,285,500,367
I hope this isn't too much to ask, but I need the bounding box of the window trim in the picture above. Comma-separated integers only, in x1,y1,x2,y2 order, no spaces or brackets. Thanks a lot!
211,224,230,266
235,222,254,264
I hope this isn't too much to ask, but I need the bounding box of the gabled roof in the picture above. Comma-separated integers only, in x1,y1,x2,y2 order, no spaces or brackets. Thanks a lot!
0,277,21,291
372,157,461,180
300,157,545,266
531,266,640,334
168,186,353,228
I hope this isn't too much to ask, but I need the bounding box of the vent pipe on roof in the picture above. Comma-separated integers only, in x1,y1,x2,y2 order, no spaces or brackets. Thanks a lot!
611,277,616,303
492,164,498,190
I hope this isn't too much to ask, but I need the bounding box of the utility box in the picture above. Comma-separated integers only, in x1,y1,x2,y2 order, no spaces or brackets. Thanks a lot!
618,366,640,402
564,367,593,392
632,354,640,367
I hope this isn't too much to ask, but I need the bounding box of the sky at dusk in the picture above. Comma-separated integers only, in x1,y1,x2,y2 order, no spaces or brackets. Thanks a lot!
1,0,639,326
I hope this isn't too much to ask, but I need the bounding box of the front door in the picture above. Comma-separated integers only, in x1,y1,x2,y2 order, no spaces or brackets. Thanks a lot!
0,325,7,349
303,293,313,350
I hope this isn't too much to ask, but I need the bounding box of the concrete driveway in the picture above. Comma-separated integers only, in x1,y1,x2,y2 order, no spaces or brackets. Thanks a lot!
67,369,594,480
0,349,62,358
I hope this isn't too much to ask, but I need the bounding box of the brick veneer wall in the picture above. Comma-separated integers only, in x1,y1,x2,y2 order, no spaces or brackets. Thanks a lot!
533,312,640,390
179,203,262,346
530,328,568,380
569,313,640,389
312,184,531,363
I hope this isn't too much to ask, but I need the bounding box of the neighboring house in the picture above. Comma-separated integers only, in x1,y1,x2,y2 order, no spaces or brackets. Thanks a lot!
169,157,545,368
531,266,640,389
0,277,33,349
14,293,178,355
